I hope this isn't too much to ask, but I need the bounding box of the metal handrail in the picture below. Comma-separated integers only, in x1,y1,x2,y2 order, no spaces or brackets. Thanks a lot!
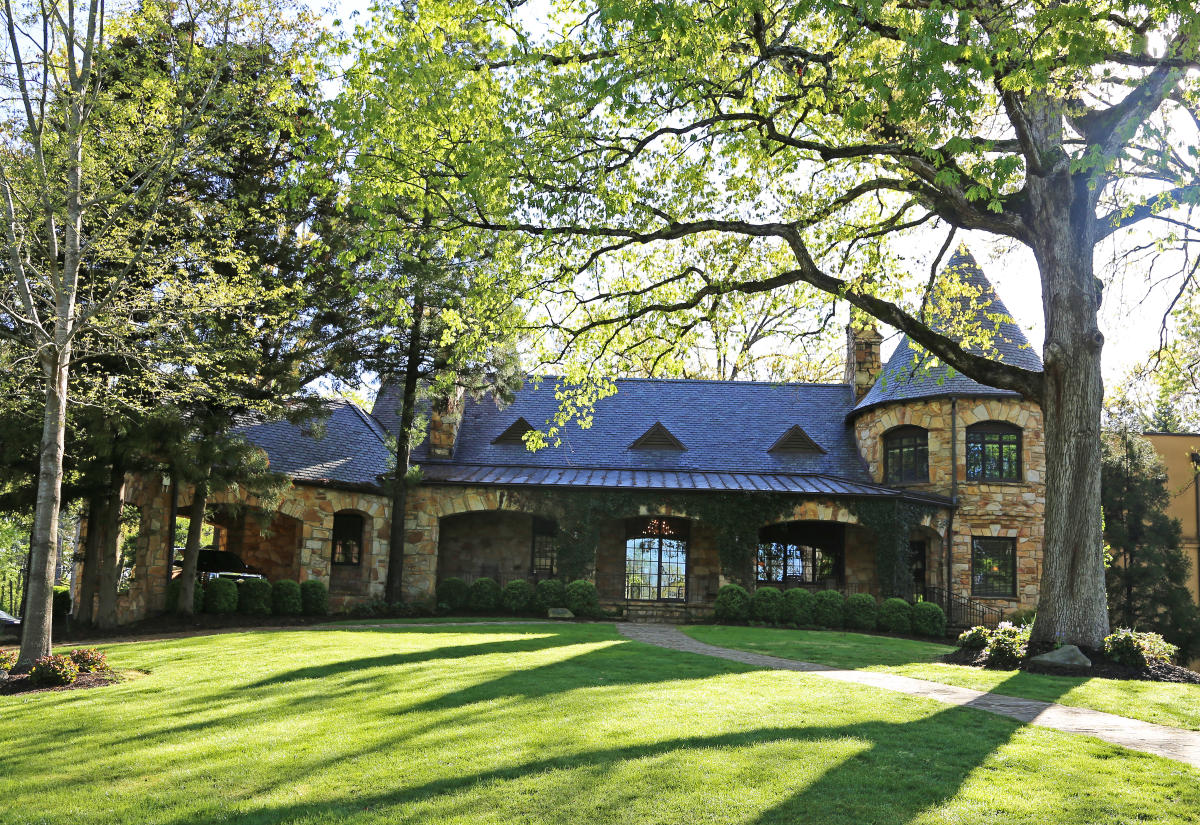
921,585,1006,628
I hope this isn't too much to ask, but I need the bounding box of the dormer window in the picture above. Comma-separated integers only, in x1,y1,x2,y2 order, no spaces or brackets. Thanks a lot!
768,425,825,454
493,417,535,445
631,422,686,451
883,426,929,484
966,422,1022,481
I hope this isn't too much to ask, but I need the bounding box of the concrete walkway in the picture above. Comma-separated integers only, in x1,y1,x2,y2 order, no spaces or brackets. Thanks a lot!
618,622,1200,769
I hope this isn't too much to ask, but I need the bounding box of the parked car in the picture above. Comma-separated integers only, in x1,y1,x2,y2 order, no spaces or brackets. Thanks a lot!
173,550,265,583
0,609,19,630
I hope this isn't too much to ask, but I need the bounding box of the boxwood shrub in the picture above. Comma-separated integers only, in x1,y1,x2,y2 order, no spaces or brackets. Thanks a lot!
713,583,751,623
843,593,878,631
300,579,329,616
468,577,501,612
436,577,469,612
271,579,303,615
911,601,947,638
501,579,534,614
565,580,601,617
783,588,815,626
204,578,239,614
166,578,203,612
877,597,913,634
52,585,71,618
237,578,272,616
750,586,784,625
29,653,78,687
811,589,845,628
533,578,567,613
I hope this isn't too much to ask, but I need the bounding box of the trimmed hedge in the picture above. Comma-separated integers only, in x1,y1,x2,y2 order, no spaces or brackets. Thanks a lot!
501,579,535,614
436,577,469,611
52,585,71,618
533,579,567,613
877,597,912,634
750,586,784,624
843,593,878,631
271,579,303,615
467,577,501,612
237,579,273,616
713,584,751,623
565,580,601,617
300,580,329,616
783,589,815,626
811,590,845,628
29,653,78,686
911,601,947,638
204,578,239,614
166,578,204,612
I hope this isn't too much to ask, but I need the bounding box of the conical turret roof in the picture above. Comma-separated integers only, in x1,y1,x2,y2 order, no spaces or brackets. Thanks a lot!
853,246,1042,413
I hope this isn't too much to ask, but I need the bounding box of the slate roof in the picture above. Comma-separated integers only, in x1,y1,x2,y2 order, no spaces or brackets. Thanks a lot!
233,399,393,489
853,246,1043,414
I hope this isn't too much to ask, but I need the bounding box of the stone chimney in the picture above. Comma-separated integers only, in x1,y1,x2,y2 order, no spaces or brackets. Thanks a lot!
427,387,465,458
844,318,883,402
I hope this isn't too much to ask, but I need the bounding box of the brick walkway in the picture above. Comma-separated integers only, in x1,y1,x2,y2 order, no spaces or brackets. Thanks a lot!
617,623,1200,769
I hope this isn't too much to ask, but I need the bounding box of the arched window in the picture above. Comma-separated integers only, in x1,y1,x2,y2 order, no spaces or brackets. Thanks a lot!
756,522,843,587
966,422,1022,481
332,511,365,566
883,426,929,484
624,517,689,601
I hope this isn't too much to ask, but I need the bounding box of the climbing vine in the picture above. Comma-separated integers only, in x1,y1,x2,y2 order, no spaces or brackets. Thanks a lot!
849,499,939,599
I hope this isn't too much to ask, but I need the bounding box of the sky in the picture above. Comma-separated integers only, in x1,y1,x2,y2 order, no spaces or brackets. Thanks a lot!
319,0,1183,392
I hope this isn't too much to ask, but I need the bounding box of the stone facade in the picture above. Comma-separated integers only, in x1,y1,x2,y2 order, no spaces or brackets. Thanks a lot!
853,395,1046,611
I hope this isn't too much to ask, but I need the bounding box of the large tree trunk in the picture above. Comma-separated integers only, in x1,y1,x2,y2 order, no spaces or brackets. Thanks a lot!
74,491,106,626
1026,169,1110,649
176,477,210,615
384,303,424,605
16,347,71,670
96,455,127,629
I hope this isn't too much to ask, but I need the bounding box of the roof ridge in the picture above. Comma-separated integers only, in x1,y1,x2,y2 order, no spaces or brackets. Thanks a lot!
528,375,853,389
346,401,393,450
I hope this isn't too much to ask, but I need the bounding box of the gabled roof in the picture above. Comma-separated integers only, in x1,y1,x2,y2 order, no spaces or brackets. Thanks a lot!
233,399,393,489
854,246,1043,414
631,422,686,450
409,377,874,484
768,425,826,454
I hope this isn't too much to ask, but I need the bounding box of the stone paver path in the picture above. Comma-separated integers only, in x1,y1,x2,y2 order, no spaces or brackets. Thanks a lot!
618,622,1200,769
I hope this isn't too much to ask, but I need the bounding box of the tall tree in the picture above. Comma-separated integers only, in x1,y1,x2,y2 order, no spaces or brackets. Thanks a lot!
345,0,1200,647
1102,426,1198,656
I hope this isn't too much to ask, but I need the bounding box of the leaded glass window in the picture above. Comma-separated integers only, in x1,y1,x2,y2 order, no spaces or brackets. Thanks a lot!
883,426,929,484
966,422,1022,481
971,537,1016,597
624,517,689,601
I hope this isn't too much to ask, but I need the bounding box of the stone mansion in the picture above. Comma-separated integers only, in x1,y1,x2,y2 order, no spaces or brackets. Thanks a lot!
106,246,1045,624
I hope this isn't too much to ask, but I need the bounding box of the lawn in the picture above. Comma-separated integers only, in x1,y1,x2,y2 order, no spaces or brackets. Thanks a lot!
2,623,1199,824
683,625,1200,731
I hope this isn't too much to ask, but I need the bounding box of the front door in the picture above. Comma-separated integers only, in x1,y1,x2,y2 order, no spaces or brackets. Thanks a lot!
624,517,689,601
909,539,928,594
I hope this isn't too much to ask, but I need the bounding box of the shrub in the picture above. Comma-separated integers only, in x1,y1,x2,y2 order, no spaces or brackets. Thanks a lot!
69,648,108,673
271,579,303,615
300,579,329,616
467,577,501,612
565,580,601,616
957,625,991,650
501,579,535,614
749,586,783,624
877,598,913,634
436,577,470,611
1103,628,1178,668
783,589,816,626
52,585,71,618
811,590,845,628
843,593,878,630
166,578,204,612
911,602,947,638
983,622,1029,669
237,579,272,616
533,578,567,613
0,649,16,673
204,578,239,614
712,583,751,623
29,654,78,687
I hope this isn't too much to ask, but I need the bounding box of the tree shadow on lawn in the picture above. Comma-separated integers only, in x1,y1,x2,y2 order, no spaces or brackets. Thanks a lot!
172,673,1162,825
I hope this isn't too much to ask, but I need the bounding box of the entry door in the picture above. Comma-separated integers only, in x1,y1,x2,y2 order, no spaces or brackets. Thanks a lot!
909,540,928,593
625,517,689,602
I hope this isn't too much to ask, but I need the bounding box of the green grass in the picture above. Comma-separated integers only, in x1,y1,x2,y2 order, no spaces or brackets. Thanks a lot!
2,623,1198,824
683,625,1200,731
322,615,537,625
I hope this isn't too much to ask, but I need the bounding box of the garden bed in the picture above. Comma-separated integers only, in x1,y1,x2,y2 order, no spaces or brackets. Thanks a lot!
0,668,125,696
943,644,1200,684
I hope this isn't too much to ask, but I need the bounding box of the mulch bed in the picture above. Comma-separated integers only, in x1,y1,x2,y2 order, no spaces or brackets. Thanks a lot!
942,645,1200,684
0,669,123,696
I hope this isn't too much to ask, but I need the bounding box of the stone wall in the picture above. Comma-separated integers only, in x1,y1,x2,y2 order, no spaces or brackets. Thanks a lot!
437,511,537,582
853,395,1045,611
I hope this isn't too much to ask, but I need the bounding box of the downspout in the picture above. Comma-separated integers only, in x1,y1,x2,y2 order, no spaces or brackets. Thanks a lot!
945,397,959,593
